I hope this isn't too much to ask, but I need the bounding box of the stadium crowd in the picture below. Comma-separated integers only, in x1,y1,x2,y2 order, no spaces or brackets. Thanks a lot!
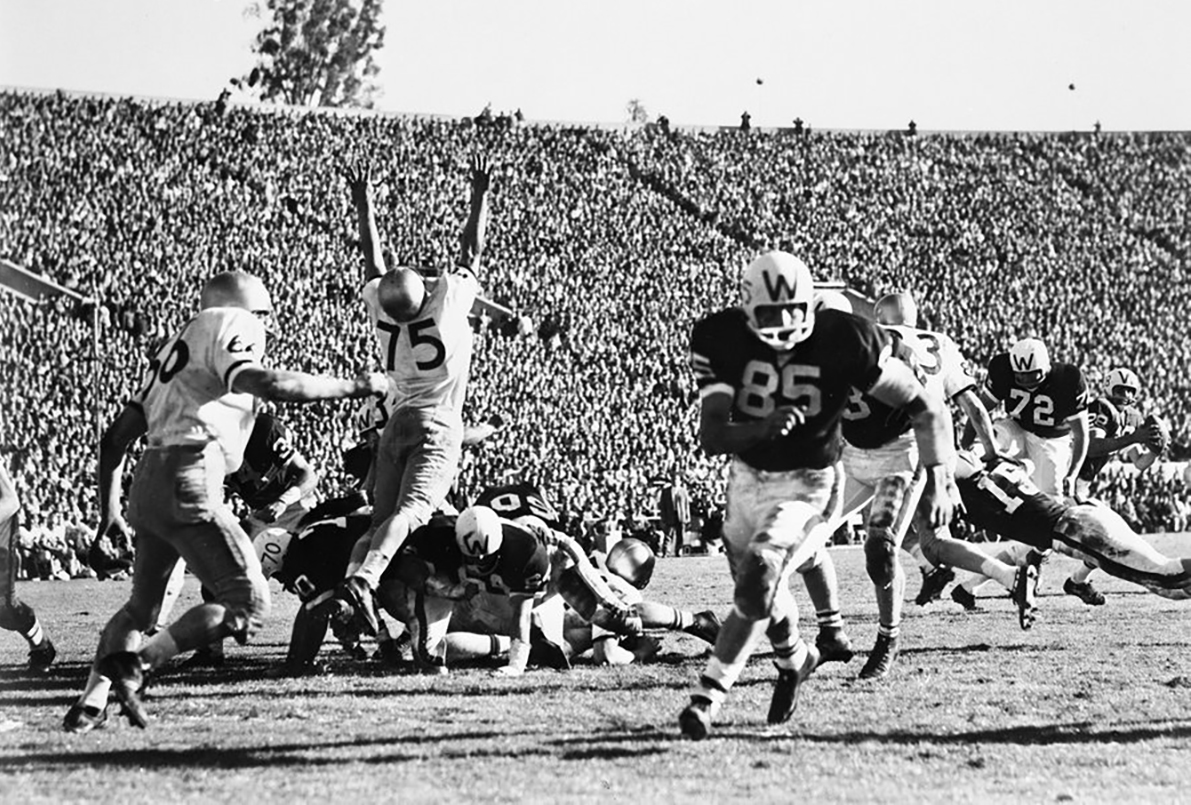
3,89,1191,565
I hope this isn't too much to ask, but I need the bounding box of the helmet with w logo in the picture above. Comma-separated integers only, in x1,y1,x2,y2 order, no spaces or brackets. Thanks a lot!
740,251,815,350
1008,338,1051,390
1106,367,1141,406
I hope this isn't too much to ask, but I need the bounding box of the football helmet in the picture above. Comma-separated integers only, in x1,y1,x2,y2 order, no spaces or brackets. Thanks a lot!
200,271,274,319
455,506,504,561
1105,367,1141,407
813,289,853,314
740,251,815,350
1008,338,1051,390
605,538,656,590
874,291,919,327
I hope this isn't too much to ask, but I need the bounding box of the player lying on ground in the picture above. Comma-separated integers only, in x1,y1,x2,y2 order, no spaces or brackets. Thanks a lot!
953,450,1191,603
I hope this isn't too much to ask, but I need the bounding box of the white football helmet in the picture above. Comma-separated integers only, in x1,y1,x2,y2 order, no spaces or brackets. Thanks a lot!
605,538,656,590
1008,338,1051,390
1105,367,1141,407
874,291,919,327
813,288,853,314
455,506,504,562
740,251,815,350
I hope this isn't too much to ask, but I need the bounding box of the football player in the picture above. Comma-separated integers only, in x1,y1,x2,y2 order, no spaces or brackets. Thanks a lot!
0,459,56,671
556,537,721,665
948,338,1090,605
679,251,958,740
955,450,1191,602
837,292,1036,680
63,271,387,733
335,155,492,639
151,410,322,664
1065,367,1164,604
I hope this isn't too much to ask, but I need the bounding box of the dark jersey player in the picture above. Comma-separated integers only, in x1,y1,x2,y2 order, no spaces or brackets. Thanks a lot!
955,451,1191,603
679,250,958,741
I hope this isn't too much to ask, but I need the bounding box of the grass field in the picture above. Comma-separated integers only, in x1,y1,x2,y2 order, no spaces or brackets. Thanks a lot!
4,539,1191,805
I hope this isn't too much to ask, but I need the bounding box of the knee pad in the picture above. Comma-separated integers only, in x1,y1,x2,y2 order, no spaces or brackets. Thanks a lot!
734,545,784,620
864,533,898,587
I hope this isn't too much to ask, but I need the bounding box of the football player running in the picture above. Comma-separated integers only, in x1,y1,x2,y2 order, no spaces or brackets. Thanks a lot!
955,449,1191,602
1,458,56,672
1064,367,1168,605
63,271,387,733
949,338,1090,606
838,292,1037,681
679,251,958,740
335,155,492,639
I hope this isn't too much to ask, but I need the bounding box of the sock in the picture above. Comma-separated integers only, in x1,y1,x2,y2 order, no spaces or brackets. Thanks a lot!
767,617,807,670
21,619,45,648
672,609,695,631
1071,563,1094,584
816,608,844,632
877,623,900,640
80,669,112,710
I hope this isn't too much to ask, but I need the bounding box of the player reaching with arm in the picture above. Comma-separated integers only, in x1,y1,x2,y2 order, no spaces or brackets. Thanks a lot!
63,271,387,733
836,292,1037,681
678,251,957,740
1063,367,1169,604
948,338,1090,608
955,449,1191,603
334,155,492,638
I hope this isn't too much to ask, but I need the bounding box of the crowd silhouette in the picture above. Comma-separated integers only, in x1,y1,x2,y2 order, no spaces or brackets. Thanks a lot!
3,89,1189,572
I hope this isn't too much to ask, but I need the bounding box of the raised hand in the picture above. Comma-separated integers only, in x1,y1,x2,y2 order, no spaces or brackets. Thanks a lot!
468,154,491,195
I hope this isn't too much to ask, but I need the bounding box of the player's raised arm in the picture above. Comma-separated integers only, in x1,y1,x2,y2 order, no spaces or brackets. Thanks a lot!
345,162,387,282
454,154,491,274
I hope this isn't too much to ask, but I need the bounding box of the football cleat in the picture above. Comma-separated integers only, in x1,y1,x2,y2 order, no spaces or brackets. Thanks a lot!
63,703,108,734
814,626,855,664
97,651,148,729
685,610,723,645
915,566,955,606
1013,565,1039,630
28,639,57,673
951,585,980,611
1063,577,1106,606
333,576,379,636
413,647,449,676
858,634,900,680
528,624,571,671
678,696,715,741
768,644,820,724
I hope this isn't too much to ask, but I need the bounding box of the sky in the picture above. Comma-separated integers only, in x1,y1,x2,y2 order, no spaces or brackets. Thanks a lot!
1,0,1189,132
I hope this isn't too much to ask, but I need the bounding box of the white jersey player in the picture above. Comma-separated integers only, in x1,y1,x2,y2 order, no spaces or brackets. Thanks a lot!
64,271,386,733
838,291,1036,679
335,156,493,638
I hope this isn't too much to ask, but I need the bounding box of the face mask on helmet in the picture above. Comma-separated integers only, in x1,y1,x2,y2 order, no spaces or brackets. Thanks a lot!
605,538,656,590
1106,368,1140,406
1009,339,1051,391
741,251,815,350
